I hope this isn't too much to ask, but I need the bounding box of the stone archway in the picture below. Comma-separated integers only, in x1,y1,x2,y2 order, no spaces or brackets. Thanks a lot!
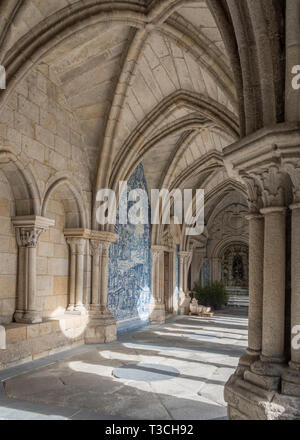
220,243,249,291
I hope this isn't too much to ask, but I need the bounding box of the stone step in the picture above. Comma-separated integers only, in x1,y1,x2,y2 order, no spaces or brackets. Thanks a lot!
228,295,249,307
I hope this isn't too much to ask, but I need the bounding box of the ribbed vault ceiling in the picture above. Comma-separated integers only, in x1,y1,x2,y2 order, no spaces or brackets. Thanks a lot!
0,0,243,217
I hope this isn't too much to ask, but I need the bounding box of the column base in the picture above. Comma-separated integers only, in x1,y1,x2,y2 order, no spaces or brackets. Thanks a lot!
225,372,300,420
149,303,165,324
178,292,191,315
282,365,300,397
239,349,261,369
179,300,190,315
14,310,42,324
66,305,87,316
238,359,288,393
85,307,116,344
251,359,286,377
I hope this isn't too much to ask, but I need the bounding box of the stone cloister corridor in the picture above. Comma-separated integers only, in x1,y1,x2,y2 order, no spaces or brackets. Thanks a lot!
1,0,300,422
0,312,247,420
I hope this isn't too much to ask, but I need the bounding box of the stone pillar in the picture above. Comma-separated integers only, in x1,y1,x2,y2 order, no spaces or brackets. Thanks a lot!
74,239,86,312
211,257,221,282
223,132,300,419
190,249,203,288
239,214,264,367
178,251,192,315
259,206,286,363
66,239,76,312
85,231,118,344
90,240,101,307
65,232,88,315
290,203,300,368
100,242,110,312
12,216,55,324
282,199,300,395
150,246,165,324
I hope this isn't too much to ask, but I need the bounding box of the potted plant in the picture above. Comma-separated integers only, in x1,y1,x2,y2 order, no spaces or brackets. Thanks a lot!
192,281,229,310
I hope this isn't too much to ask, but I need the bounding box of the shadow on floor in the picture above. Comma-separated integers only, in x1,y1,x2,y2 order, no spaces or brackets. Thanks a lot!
0,314,247,420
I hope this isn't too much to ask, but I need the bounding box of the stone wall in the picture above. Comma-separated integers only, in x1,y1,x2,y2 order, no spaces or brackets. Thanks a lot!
0,63,91,323
37,197,69,318
0,172,17,324
0,63,91,205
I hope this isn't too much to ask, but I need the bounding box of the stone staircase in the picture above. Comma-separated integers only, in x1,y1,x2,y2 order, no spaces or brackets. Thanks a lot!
227,287,249,308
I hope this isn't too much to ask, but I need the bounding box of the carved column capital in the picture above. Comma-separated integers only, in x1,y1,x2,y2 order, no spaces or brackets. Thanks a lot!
151,246,164,261
66,237,86,255
249,165,286,208
283,160,300,204
90,239,112,258
66,237,76,254
90,239,102,257
88,230,118,258
17,227,43,248
12,215,55,248
240,173,263,214
101,241,110,258
178,251,192,265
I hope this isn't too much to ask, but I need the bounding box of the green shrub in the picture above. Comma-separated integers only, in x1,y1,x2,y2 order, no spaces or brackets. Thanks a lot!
193,281,229,308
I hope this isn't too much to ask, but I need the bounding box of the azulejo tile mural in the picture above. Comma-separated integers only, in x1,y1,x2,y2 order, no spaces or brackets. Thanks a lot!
108,164,152,333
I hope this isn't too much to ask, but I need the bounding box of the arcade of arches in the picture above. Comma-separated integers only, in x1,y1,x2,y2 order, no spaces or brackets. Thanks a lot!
0,0,300,420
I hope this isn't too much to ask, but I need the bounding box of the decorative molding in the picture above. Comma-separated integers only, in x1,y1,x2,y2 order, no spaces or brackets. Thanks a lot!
223,124,300,199
240,173,262,213
64,228,119,244
17,227,43,248
12,215,55,230
251,165,286,208
12,216,55,248
282,161,300,204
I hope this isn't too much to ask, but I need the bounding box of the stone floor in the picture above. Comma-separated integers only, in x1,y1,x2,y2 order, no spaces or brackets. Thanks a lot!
0,312,248,420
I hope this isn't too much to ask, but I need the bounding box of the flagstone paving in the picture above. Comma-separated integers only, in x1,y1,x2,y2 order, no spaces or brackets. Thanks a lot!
0,312,248,420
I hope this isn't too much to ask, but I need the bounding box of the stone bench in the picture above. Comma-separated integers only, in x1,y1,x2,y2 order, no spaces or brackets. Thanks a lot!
0,315,88,370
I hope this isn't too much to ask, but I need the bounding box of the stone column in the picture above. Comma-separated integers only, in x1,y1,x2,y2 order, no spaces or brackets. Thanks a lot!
290,202,300,369
66,239,76,312
178,251,192,315
90,240,101,307
65,233,88,315
190,249,203,288
150,246,165,324
12,216,55,324
85,231,118,344
282,167,300,396
74,238,86,313
239,213,264,368
260,206,286,363
211,257,221,282
100,241,110,313
223,132,300,419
